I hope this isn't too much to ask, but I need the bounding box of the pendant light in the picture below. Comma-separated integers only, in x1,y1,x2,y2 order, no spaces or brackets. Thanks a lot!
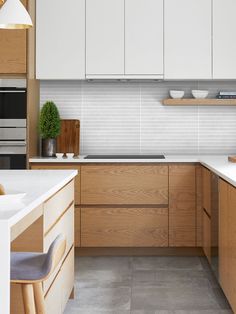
0,0,32,29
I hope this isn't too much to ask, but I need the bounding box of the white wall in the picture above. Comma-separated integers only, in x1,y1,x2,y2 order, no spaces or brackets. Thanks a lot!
40,80,236,155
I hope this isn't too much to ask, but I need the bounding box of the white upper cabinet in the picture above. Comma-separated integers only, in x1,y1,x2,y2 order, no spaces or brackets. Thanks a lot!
164,0,212,80
36,0,85,80
86,0,125,77
213,0,236,79
125,0,163,77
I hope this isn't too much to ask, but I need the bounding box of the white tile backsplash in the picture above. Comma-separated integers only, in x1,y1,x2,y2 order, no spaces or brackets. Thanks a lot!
40,80,236,155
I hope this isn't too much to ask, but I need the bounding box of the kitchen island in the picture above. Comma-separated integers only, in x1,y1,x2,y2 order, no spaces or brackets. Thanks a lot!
0,170,77,314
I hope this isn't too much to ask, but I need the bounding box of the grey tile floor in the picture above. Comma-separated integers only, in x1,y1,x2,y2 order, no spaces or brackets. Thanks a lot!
64,256,233,314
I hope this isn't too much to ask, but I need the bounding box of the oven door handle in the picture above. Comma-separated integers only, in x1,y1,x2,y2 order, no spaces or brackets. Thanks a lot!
0,141,26,146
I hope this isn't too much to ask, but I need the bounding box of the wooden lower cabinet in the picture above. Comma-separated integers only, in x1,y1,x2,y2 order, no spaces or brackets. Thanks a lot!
81,165,168,205
203,209,211,263
81,207,168,247
75,206,81,247
219,179,236,312
169,165,196,247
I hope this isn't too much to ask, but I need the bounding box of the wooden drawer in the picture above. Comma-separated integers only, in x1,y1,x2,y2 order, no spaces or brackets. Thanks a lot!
81,165,168,205
75,206,81,247
45,247,74,314
30,164,81,205
169,165,196,247
44,180,74,233
81,207,168,247
44,205,74,292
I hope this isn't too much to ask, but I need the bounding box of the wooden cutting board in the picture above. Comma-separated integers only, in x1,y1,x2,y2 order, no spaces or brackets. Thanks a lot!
57,120,80,156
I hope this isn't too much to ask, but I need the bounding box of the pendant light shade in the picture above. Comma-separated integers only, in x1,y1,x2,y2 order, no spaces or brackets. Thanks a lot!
0,0,32,29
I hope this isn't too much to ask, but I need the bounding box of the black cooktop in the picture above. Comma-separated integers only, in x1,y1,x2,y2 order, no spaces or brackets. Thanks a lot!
84,155,165,159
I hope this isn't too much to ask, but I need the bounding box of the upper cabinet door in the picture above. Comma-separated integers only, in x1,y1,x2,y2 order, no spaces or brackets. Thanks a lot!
213,0,236,79
36,0,85,79
125,0,163,77
86,0,124,77
164,0,212,80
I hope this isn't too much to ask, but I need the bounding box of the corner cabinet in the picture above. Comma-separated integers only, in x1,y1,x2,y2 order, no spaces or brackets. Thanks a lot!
219,179,236,313
36,0,85,79
213,0,236,79
164,0,212,80
86,0,164,79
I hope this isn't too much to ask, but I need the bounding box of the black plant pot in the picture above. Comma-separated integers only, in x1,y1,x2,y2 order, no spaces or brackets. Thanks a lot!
42,138,57,157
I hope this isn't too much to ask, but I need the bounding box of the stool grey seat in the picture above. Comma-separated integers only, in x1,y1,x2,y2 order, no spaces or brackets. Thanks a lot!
11,234,66,314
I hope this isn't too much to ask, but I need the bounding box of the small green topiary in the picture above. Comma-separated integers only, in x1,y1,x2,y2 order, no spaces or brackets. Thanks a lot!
39,101,61,139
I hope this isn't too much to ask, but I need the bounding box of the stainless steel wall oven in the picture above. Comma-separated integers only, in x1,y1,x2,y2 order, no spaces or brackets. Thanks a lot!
0,87,27,169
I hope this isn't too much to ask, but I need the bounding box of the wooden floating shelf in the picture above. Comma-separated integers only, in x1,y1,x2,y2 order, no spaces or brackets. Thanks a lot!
163,98,236,106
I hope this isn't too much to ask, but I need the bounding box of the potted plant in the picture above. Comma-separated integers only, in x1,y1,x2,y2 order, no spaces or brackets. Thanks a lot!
39,101,61,157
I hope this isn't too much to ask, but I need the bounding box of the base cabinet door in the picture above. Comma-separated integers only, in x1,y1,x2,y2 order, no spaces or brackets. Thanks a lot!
219,179,236,312
203,210,211,263
169,165,196,247
81,207,168,247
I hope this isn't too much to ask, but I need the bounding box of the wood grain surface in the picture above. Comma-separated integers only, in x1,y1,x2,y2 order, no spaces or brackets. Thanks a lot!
57,120,80,156
169,165,196,247
0,0,27,74
81,165,168,205
81,207,168,247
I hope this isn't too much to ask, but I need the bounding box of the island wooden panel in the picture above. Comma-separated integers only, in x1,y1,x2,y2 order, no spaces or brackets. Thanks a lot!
202,166,211,216
30,164,81,205
0,0,27,74
169,165,196,247
81,207,168,247
81,165,168,205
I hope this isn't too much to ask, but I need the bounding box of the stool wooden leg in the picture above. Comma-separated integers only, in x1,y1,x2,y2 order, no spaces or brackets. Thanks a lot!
22,284,36,314
33,282,46,314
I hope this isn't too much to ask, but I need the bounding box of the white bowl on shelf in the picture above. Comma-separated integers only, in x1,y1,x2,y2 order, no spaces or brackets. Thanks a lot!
169,90,185,99
192,90,209,99
66,153,74,159
56,153,64,158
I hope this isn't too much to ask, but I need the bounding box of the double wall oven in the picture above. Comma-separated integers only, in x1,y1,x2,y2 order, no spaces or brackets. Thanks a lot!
0,87,27,169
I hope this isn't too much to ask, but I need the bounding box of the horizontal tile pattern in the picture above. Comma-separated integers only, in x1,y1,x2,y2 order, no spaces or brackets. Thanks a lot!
40,80,236,155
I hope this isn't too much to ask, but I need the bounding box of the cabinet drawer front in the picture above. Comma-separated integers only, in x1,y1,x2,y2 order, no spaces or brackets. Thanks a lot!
169,165,196,247
81,165,168,205
81,207,168,247
44,180,74,233
44,205,74,292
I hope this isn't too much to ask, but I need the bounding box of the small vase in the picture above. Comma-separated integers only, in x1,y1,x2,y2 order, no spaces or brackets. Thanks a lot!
42,138,57,157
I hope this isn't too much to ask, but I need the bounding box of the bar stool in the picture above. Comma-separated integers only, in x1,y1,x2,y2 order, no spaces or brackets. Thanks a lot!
11,234,66,314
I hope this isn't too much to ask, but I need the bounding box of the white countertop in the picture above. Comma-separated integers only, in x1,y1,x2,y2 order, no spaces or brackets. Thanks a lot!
30,154,236,188
0,170,77,226
30,155,202,163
